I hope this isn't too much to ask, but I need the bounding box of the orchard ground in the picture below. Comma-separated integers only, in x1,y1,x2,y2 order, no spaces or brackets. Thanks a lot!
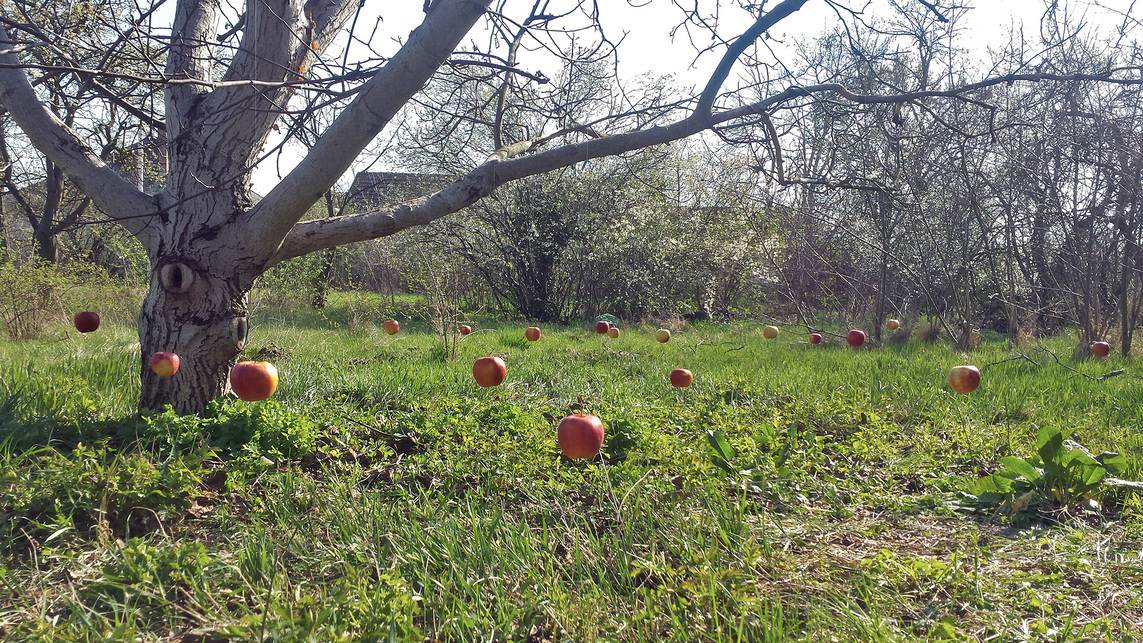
1,294,1142,641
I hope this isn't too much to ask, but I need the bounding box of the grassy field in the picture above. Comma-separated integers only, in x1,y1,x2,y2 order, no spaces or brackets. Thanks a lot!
1,298,1142,641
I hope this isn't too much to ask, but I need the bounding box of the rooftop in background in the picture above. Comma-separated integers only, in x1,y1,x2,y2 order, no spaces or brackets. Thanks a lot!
345,172,452,211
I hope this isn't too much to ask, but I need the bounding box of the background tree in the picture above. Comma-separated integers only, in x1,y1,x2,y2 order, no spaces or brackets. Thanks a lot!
1,0,1138,414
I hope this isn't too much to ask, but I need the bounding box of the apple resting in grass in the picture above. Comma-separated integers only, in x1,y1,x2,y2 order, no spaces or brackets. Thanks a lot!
670,368,693,388
383,319,400,335
73,311,100,333
595,320,610,334
472,356,507,387
655,328,671,343
846,329,866,347
149,352,181,377
608,327,620,339
887,319,901,330
459,325,472,335
947,365,981,394
557,413,605,460
809,333,823,345
230,361,279,401
1091,341,1110,357
763,325,779,339
525,326,541,341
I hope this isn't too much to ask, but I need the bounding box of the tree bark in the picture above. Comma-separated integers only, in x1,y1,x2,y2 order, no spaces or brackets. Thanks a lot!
138,267,252,414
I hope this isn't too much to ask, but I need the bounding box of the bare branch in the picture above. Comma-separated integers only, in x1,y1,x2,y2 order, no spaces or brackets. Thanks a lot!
0,24,158,241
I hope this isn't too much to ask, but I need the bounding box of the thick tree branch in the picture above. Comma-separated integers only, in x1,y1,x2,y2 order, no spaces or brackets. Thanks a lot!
248,0,492,264
165,0,219,138
273,66,1143,265
0,24,157,241
693,0,809,119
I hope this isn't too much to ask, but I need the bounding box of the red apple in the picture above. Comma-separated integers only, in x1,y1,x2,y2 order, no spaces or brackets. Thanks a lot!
595,320,610,334
947,365,981,394
846,329,866,347
670,368,693,388
809,333,823,345
608,327,620,339
525,326,541,341
230,361,279,401
655,328,671,343
557,413,605,460
1091,341,1110,357
887,319,901,330
459,325,473,335
149,351,181,377
73,311,100,333
763,325,779,339
472,356,507,387
383,319,400,335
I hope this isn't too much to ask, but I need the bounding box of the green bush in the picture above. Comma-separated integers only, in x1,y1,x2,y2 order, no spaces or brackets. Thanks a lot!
0,259,142,339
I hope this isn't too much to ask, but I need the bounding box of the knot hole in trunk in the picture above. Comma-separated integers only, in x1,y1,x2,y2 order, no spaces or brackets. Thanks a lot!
160,262,196,294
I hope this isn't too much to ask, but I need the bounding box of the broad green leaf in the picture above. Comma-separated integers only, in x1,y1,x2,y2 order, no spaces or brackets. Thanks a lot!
1037,427,1065,464
1096,452,1127,475
1064,449,1098,467
1082,465,1106,487
706,430,735,463
999,456,1042,482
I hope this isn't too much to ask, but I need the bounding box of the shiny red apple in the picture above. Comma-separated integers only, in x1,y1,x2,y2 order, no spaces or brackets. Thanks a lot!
525,326,541,341
557,413,605,460
1091,341,1110,357
73,311,100,333
809,333,823,345
149,351,181,377
472,356,507,387
595,320,610,334
947,365,981,394
383,319,400,335
669,368,693,388
846,329,866,347
459,325,472,335
230,361,279,401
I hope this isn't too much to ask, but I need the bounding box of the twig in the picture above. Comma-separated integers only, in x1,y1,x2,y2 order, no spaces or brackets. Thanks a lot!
1039,347,1097,381
982,353,1038,374
1097,369,1125,382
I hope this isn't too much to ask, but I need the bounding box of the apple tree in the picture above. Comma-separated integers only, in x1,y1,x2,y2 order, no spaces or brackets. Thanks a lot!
1,0,1137,414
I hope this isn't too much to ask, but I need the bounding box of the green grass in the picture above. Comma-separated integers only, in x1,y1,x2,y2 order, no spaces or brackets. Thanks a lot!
1,309,1142,641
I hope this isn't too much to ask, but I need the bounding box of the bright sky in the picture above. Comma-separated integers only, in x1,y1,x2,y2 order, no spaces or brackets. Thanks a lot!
250,0,1130,194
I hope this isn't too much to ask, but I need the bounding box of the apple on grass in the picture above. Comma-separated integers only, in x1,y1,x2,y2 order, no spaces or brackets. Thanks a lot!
1091,341,1110,357
525,326,541,341
947,365,981,394
655,328,671,343
383,319,400,335
846,329,866,347
150,351,181,377
595,320,610,334
473,356,507,387
809,333,823,345
459,325,472,336
763,325,779,339
670,368,693,388
230,361,279,401
887,319,901,330
557,413,605,460
608,327,620,339
74,311,100,333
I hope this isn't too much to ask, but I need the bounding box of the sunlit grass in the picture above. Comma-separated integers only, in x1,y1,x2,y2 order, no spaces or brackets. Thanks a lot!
2,310,1142,641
